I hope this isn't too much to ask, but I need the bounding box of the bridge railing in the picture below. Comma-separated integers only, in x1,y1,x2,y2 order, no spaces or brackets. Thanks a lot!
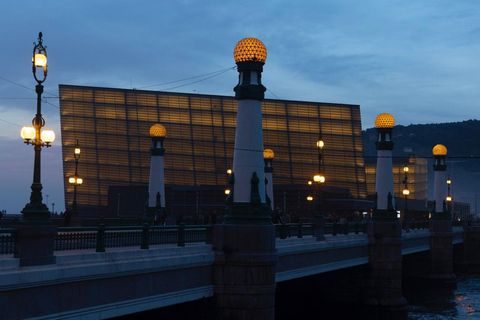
275,221,368,239
402,220,434,232
0,219,465,255
0,224,213,255
0,228,17,254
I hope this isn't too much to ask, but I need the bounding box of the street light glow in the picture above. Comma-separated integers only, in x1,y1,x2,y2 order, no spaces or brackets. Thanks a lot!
41,129,55,143
313,174,325,183
33,53,47,67
20,126,35,140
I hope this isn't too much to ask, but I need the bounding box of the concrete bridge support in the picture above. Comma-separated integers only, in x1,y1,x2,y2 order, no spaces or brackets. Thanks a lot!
212,224,278,320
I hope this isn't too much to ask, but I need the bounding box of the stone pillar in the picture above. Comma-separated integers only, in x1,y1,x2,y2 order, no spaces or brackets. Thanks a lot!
365,113,406,316
366,221,406,312
461,226,480,273
14,224,57,267
214,38,277,319
428,144,456,289
213,224,277,319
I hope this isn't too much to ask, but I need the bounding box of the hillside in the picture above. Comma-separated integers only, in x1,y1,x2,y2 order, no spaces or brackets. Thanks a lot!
363,119,480,172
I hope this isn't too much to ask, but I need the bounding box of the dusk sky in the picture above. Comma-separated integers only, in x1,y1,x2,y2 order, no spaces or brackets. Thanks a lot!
1,0,479,214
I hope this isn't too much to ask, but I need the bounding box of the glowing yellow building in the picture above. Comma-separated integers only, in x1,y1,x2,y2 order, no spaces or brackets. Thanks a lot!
59,85,367,216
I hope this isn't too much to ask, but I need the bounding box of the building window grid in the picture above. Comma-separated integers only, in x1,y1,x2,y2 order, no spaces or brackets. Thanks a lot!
60,86,367,211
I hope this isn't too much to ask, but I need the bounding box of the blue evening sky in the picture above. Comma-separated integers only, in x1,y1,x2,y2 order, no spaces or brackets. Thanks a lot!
1,0,479,213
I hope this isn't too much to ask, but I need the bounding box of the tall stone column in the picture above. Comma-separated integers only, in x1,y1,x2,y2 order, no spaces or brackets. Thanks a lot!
147,124,166,216
214,38,277,320
429,144,456,289
264,149,274,211
365,113,406,315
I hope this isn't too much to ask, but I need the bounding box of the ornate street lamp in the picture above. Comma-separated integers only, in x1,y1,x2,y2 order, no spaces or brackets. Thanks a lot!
69,140,83,215
402,165,409,222
313,137,326,240
446,176,452,213
20,32,55,222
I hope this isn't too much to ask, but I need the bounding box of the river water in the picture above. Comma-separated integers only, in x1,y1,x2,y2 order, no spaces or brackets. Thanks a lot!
406,274,480,319
117,274,480,319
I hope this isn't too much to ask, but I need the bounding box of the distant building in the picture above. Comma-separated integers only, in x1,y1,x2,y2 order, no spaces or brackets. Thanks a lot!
365,154,428,209
59,85,367,217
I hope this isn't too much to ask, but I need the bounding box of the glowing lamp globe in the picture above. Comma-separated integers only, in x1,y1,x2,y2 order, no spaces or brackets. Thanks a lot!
307,196,314,201
69,177,75,184
234,37,267,63
317,140,324,149
375,113,395,129
21,126,36,140
313,174,325,183
225,189,231,195
41,129,55,143
264,149,274,159
432,144,447,156
403,188,410,196
33,53,47,68
149,124,167,137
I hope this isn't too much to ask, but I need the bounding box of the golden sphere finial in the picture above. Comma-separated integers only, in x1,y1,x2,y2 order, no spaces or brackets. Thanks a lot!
234,37,267,63
375,113,395,129
264,149,274,159
432,144,447,156
149,124,166,137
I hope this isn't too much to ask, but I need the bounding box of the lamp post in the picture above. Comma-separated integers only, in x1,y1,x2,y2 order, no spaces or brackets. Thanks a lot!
68,140,83,215
20,32,55,223
446,176,452,215
313,138,326,240
402,165,410,231
15,33,57,267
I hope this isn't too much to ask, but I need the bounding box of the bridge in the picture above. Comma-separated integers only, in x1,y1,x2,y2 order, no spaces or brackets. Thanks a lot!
0,222,475,319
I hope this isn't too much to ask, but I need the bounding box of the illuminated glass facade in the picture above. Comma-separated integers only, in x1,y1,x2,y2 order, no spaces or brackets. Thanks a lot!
59,85,367,215
365,155,428,201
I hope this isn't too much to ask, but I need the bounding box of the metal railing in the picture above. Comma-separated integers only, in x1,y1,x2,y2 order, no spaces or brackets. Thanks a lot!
54,224,213,252
0,220,467,255
275,221,368,239
0,229,17,254
0,224,213,255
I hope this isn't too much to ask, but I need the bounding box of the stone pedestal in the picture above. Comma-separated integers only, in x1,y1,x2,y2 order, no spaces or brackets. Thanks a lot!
428,219,456,289
14,224,57,267
212,224,278,320
365,221,407,315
